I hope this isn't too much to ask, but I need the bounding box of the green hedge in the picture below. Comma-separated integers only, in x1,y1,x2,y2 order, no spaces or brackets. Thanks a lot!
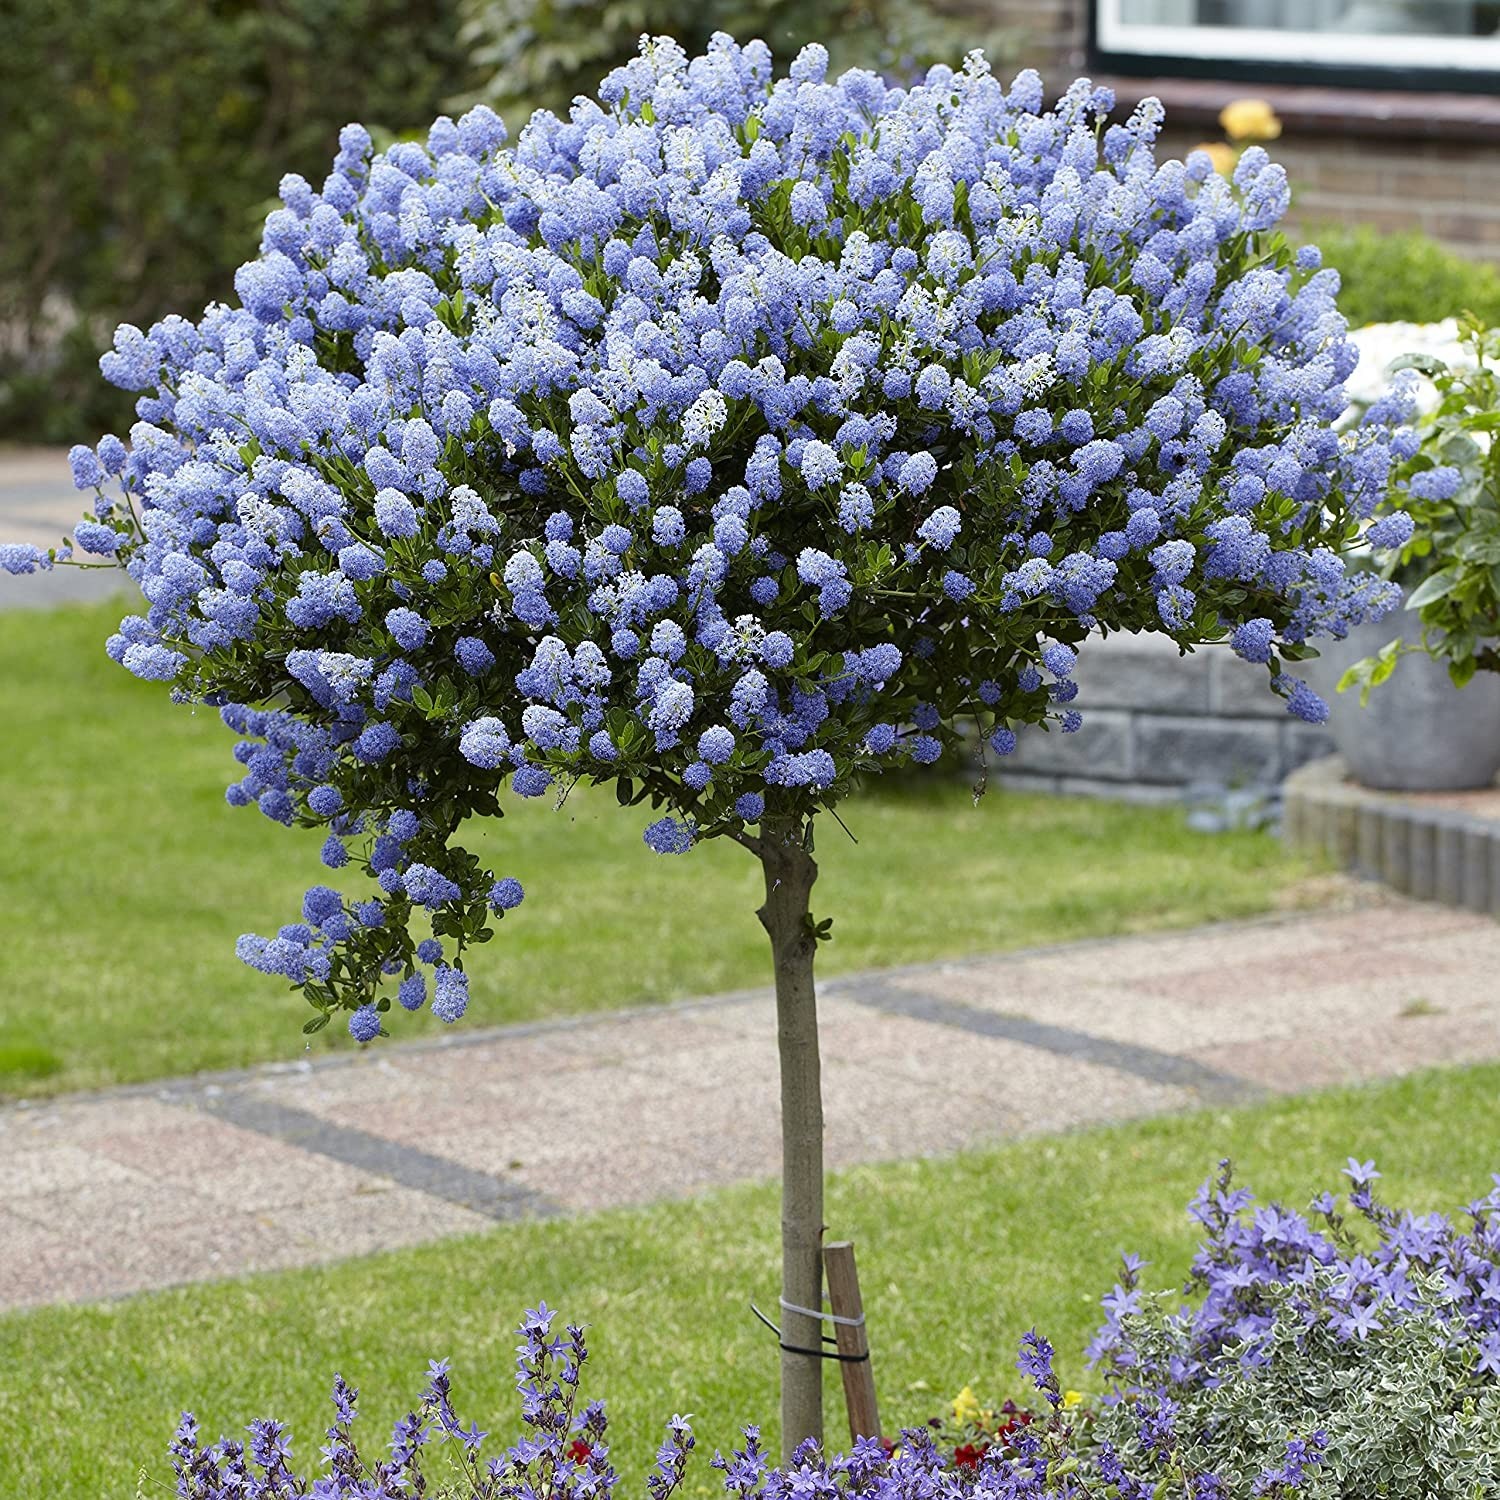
1309,225,1500,330
0,0,472,444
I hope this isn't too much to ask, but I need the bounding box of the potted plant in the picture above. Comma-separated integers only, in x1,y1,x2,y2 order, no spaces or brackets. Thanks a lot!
1310,318,1500,791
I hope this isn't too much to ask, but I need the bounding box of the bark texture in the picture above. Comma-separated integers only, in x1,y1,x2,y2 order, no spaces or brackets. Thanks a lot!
756,811,824,1460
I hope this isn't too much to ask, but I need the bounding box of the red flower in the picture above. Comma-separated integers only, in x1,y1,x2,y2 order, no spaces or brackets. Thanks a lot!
953,1443,988,1469
567,1440,593,1463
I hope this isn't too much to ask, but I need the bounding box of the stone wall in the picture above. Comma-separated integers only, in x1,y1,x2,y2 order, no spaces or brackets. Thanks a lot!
998,633,1333,800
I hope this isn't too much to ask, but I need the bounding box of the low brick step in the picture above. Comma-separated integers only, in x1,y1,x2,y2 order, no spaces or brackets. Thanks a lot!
1284,755,1500,915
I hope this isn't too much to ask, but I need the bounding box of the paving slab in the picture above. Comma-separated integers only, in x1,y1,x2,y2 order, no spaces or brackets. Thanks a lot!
2,895,1497,1313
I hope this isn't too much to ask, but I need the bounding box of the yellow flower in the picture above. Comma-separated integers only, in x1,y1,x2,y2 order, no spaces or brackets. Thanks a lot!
1218,98,1282,143
951,1386,982,1426
1193,141,1238,178
1063,1390,1085,1410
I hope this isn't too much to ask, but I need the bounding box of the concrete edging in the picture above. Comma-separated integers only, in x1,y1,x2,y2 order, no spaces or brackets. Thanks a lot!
1284,755,1500,915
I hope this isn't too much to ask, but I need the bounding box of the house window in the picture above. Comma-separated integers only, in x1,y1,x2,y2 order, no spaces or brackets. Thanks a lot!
1093,0,1500,78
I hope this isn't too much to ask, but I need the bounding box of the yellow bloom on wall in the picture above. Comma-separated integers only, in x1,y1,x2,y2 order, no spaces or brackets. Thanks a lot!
1193,141,1238,178
1219,98,1282,143
1063,1390,1084,1410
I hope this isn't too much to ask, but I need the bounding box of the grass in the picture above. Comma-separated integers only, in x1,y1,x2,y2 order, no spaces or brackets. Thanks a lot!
3,1063,1496,1497
0,600,1329,1099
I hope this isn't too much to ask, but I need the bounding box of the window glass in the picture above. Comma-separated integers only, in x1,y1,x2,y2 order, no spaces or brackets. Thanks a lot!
1097,0,1500,69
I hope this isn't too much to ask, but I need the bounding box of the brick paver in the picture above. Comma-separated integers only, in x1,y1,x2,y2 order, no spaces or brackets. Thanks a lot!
3,896,1497,1312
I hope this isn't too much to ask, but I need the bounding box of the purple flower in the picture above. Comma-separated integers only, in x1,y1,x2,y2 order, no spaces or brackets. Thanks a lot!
1278,675,1329,724
432,965,468,1023
1366,511,1414,551
916,505,961,549
643,817,695,854
373,489,420,539
40,33,1405,1052
0,542,48,575
348,1005,381,1042
386,607,429,651
455,636,495,675
1231,618,1275,665
898,452,939,495
1407,465,1462,502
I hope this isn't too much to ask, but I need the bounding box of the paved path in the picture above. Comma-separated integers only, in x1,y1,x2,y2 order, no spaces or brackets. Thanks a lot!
0,446,128,609
3,897,1498,1311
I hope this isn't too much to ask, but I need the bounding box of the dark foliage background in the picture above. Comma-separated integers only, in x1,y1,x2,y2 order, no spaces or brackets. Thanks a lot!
0,0,471,443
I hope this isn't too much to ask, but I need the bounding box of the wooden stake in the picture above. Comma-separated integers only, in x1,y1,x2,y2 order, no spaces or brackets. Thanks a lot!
823,1240,880,1443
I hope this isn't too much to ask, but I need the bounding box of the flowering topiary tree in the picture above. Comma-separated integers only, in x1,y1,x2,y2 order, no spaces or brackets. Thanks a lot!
9,34,1410,1455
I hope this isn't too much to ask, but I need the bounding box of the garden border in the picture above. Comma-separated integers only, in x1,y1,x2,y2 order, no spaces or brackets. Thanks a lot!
1283,754,1500,914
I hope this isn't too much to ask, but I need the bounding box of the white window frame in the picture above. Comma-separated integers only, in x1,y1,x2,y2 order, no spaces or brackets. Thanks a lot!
1095,0,1500,72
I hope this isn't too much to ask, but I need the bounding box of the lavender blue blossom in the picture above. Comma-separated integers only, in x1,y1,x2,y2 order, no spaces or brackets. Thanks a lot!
166,1301,1300,1500
349,1006,381,1042
1090,1159,1500,1496
432,965,469,1023
38,35,1405,1037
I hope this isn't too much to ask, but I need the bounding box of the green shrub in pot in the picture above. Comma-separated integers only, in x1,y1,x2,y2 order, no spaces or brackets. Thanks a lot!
1343,317,1500,699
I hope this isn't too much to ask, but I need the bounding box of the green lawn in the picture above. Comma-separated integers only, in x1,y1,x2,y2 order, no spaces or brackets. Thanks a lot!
1,600,1324,1098
3,1064,1495,1498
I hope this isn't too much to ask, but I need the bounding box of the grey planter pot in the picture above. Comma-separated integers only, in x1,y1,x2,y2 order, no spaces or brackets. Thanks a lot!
1303,617,1500,791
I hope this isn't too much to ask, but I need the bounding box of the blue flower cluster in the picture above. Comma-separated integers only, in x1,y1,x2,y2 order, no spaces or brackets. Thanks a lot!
53,35,1407,1032
1091,1158,1500,1380
1088,1159,1500,1489
170,1304,692,1500
166,1302,1316,1499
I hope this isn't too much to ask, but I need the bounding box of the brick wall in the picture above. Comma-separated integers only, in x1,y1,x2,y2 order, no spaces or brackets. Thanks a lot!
1157,116,1500,258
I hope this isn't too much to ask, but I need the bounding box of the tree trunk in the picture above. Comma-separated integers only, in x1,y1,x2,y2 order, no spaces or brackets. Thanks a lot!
757,811,824,1461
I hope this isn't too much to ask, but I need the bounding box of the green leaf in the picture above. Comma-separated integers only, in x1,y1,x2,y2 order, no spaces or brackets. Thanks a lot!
302,1013,330,1035
1338,640,1401,704
1277,641,1318,662
1389,352,1449,377
1406,567,1463,610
